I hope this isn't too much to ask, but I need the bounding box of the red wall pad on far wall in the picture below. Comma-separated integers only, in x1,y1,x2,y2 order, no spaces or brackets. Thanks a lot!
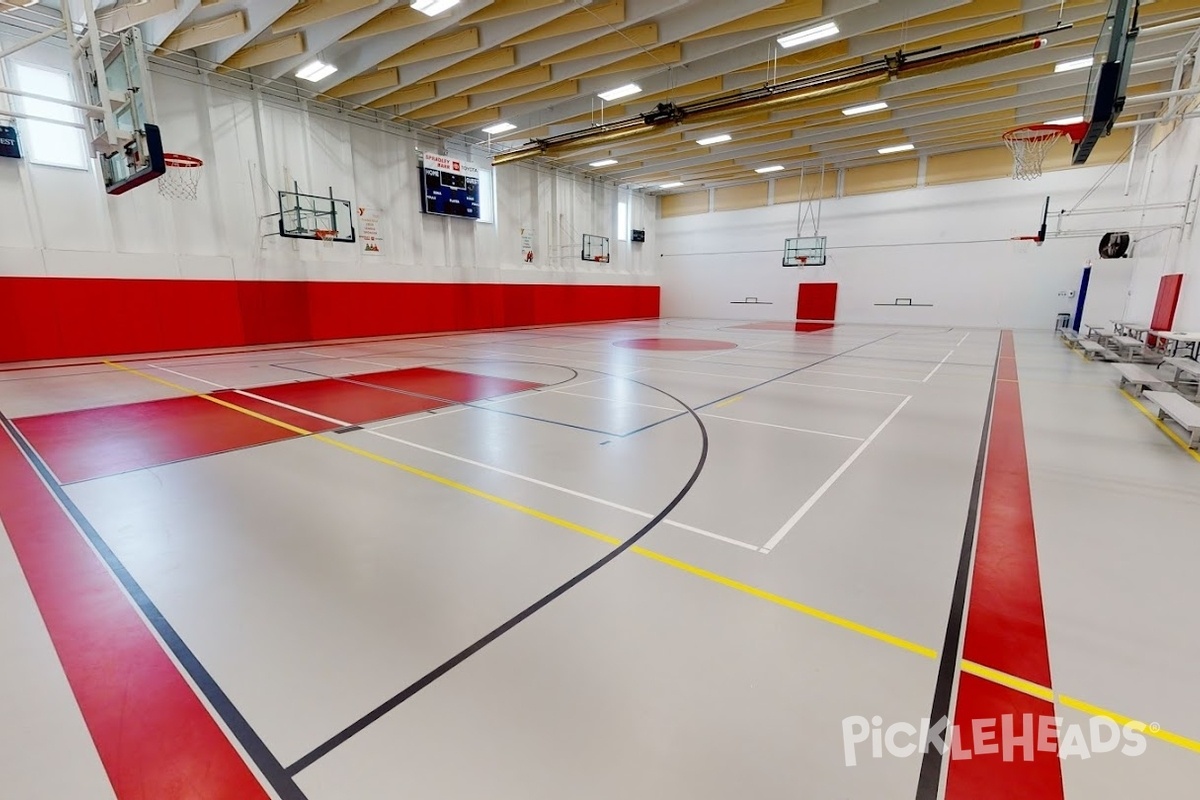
1150,274,1184,339
0,278,661,363
796,282,838,332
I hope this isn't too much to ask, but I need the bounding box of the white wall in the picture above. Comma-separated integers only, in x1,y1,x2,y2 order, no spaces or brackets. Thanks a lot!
1122,108,1200,330
658,165,1141,330
0,32,656,288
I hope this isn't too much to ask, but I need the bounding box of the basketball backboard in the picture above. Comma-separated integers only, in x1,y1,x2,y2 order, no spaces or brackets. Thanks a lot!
279,188,356,243
783,237,827,267
82,28,165,195
1075,0,1139,165
581,234,610,263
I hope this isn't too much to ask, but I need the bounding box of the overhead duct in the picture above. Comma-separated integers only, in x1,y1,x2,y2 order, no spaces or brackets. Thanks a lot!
492,26,1070,167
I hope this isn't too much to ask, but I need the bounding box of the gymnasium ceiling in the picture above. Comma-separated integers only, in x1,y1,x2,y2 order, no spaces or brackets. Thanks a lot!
12,0,1200,189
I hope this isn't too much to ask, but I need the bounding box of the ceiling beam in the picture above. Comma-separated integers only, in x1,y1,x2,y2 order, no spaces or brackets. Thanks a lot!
272,0,382,34
159,11,248,54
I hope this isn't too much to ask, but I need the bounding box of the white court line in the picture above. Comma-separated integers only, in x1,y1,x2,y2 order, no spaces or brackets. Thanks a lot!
803,369,924,383
957,332,971,346
922,351,955,383
552,389,680,413
233,390,350,427
760,396,913,554
363,430,761,552
775,380,909,398
700,413,865,441
151,366,757,551
150,365,228,389
372,406,469,429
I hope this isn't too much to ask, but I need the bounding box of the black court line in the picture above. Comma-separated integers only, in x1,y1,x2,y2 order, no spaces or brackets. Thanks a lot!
616,332,898,438
269,362,633,439
285,376,710,777
0,413,309,800
913,335,1003,800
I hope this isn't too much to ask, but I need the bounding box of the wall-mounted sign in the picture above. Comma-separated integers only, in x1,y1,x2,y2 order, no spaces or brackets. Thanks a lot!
358,206,384,255
0,125,20,159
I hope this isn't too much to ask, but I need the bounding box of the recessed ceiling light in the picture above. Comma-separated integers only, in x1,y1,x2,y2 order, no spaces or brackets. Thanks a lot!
755,165,785,174
1055,57,1095,73
598,83,642,102
1045,115,1085,125
482,122,517,135
843,101,889,116
590,159,619,167
778,21,839,49
878,143,915,155
696,134,732,146
660,182,684,189
411,0,461,17
296,60,337,82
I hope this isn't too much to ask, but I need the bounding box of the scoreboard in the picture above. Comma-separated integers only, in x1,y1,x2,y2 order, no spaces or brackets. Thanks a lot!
421,153,481,220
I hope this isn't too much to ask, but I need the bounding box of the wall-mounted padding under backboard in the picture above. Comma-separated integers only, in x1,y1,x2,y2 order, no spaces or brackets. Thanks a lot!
796,283,837,332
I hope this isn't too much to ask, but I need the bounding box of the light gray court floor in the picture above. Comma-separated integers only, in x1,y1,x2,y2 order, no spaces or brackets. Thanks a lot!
1,320,1198,799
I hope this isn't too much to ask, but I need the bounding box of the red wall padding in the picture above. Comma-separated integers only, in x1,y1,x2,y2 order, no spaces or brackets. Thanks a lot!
1150,273,1184,334
795,282,838,333
0,277,660,362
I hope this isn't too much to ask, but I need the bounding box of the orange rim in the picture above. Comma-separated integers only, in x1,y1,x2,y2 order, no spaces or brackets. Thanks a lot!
1002,122,1089,144
163,153,203,168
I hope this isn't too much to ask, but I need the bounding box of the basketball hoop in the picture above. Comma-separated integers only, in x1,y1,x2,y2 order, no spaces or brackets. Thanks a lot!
314,229,337,242
1001,123,1088,180
157,153,203,200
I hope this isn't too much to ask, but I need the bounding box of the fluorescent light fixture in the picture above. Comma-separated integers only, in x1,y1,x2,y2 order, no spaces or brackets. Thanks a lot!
598,83,642,102
842,101,888,116
295,60,337,82
778,21,839,49
482,122,517,135
1045,115,1085,125
878,143,915,154
411,0,461,16
659,182,684,189
696,134,732,146
755,165,785,174
589,159,619,167
1055,56,1094,73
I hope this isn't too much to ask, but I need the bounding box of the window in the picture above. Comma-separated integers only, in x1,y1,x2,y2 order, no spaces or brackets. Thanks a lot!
10,62,90,170
476,164,496,224
617,200,629,241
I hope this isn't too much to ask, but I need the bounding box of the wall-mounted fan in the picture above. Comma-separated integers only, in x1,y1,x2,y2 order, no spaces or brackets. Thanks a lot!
1099,232,1131,259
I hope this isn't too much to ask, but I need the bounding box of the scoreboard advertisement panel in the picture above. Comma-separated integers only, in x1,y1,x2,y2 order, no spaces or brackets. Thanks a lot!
421,153,481,220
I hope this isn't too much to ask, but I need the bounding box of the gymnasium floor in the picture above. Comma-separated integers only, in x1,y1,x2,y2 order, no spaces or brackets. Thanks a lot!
2,319,1198,800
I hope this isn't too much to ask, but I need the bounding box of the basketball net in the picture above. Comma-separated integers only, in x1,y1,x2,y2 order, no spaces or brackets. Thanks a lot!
1001,123,1087,181
158,153,204,200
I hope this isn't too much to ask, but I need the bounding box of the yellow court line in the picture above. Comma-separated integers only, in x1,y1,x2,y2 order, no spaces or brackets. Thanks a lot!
1120,389,1200,464
1059,695,1200,755
714,395,743,409
960,660,1054,702
101,359,1200,758
101,360,931,656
